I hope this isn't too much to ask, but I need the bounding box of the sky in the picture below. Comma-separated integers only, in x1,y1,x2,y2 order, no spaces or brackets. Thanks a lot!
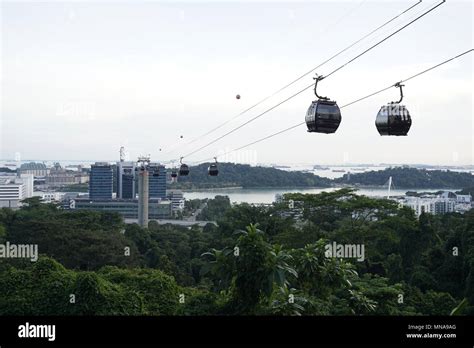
1,0,472,166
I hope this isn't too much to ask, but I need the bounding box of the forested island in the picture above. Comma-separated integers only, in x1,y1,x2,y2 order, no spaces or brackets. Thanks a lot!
170,164,473,190
170,163,333,189
334,167,474,189
0,192,473,316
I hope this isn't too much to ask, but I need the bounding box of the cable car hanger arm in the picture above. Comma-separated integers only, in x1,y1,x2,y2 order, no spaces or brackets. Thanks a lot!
161,0,423,159
394,82,404,103
314,75,329,100
195,48,472,164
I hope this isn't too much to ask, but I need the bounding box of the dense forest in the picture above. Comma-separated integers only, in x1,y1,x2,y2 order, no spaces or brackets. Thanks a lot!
334,167,474,189
458,187,474,195
169,164,473,189
0,191,473,316
170,163,333,189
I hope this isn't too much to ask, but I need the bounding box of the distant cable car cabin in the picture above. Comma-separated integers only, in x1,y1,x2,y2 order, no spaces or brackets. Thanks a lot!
179,157,189,176
375,82,412,136
208,157,219,176
305,75,341,134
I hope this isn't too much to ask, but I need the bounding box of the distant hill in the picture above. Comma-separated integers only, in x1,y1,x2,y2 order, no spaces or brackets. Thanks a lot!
334,167,474,189
170,163,333,189
0,167,16,173
457,187,474,195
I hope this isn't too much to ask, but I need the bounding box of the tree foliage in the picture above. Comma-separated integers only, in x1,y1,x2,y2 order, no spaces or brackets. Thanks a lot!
0,189,472,316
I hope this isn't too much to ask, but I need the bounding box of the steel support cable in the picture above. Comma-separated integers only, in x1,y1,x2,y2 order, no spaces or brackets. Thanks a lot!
178,0,444,161
161,0,422,157
192,48,472,164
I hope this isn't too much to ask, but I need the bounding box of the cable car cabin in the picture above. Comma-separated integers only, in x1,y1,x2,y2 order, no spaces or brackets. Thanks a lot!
305,99,341,134
179,164,189,176
375,103,411,136
171,170,178,178
208,164,218,176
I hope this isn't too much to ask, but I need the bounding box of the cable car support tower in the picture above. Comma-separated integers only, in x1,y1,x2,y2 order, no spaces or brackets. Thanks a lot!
137,155,151,228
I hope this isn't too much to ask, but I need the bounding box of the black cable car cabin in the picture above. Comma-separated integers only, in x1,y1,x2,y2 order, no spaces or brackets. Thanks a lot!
208,164,218,176
178,157,189,176
179,164,189,176
171,170,178,178
208,158,218,176
305,75,341,134
375,83,411,136
306,99,342,134
375,104,411,136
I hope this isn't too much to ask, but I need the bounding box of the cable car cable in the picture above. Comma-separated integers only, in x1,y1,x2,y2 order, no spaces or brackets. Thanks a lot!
178,0,444,161
194,48,472,163
320,0,445,81
163,0,422,157
341,48,473,108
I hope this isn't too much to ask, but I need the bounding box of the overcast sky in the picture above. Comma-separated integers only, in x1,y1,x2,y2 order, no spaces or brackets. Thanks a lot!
1,0,472,165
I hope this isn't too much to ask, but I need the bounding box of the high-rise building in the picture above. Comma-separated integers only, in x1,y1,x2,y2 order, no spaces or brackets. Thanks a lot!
117,161,135,199
0,174,34,208
149,163,167,199
89,162,113,200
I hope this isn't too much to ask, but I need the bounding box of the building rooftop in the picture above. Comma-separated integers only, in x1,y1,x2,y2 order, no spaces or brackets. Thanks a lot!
92,162,111,167
19,162,47,170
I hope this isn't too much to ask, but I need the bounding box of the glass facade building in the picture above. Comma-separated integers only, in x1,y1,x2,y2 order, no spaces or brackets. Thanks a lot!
116,161,135,199
89,163,113,200
149,163,167,199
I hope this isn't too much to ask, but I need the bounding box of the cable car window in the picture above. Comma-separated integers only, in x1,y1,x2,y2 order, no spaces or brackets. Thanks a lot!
317,104,338,119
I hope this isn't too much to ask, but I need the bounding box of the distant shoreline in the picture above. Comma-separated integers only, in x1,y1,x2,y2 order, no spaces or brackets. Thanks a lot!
181,185,330,192
182,184,462,192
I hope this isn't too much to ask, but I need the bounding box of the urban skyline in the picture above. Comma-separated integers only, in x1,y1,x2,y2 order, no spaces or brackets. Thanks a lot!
0,1,473,342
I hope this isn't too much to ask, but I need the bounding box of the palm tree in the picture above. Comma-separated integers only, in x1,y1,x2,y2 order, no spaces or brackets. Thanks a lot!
265,244,298,296
234,223,264,238
200,247,234,291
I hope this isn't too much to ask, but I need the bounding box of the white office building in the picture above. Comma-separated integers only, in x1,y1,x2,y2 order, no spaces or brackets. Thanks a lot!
20,174,34,198
0,174,34,208
167,190,185,212
404,197,432,217
402,192,465,217
0,180,25,208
